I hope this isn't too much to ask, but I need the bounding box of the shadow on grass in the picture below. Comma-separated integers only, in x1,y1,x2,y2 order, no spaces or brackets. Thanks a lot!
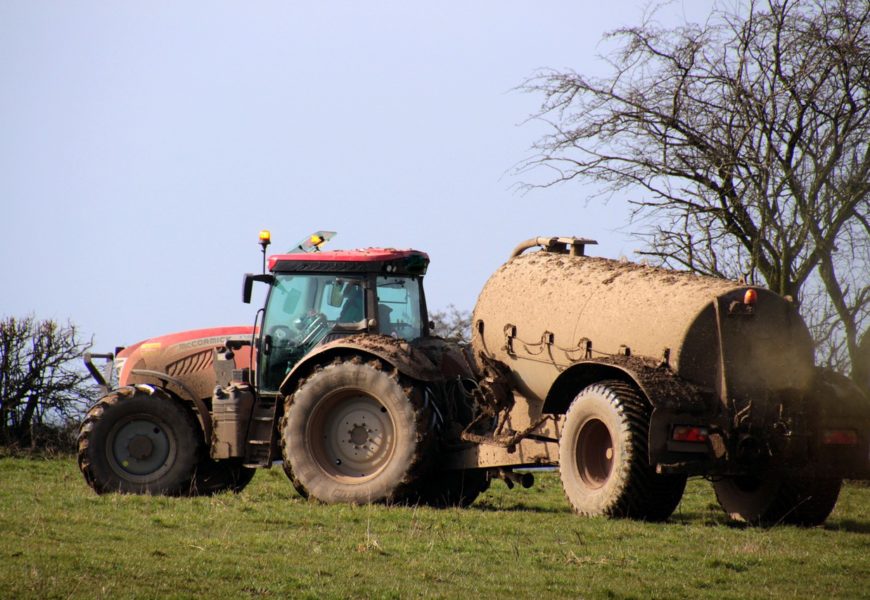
823,519,870,534
670,511,870,532
469,500,570,514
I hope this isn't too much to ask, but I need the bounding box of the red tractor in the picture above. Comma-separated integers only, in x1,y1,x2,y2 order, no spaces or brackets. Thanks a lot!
79,232,487,505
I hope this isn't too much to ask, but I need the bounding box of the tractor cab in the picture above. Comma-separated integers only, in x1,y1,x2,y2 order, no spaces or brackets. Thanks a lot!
245,247,431,392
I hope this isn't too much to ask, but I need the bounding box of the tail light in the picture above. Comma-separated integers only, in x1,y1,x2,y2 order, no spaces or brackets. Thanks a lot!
822,429,859,446
672,425,709,443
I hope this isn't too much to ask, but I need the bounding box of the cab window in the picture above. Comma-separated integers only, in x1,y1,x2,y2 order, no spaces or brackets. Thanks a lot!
258,274,364,391
376,276,424,340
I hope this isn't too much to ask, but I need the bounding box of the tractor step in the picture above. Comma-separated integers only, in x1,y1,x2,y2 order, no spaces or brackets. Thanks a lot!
244,395,278,467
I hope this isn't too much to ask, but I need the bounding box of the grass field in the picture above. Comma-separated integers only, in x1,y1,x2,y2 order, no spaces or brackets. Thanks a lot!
1,457,868,599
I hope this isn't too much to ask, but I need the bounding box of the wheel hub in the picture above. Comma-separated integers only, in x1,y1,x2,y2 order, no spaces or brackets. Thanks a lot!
349,424,370,446
127,434,155,460
577,418,614,488
311,392,395,480
109,418,172,477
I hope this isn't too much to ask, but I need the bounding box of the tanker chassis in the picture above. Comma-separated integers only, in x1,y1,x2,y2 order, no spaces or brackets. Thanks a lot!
79,235,870,525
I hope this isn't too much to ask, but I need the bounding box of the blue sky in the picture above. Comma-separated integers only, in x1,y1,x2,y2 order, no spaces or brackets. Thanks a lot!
1,1,708,351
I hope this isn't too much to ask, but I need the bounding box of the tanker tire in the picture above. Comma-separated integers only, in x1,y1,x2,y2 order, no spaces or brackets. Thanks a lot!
192,458,256,495
281,359,431,504
559,380,686,521
77,385,202,495
713,476,842,526
409,469,490,508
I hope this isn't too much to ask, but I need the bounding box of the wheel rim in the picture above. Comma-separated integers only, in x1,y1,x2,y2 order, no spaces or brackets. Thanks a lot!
307,389,396,482
576,418,614,488
106,415,176,481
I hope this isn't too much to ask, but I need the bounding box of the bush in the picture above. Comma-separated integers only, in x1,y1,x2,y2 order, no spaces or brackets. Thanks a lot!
0,315,92,451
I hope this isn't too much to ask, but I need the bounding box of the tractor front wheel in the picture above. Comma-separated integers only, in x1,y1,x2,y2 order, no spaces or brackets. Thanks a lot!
77,385,202,495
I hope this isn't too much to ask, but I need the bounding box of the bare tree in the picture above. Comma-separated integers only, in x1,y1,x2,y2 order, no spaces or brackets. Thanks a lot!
520,0,870,377
0,316,92,450
430,305,473,344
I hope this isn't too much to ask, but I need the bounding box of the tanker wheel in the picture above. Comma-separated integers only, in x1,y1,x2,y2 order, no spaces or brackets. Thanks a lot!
192,458,256,495
77,385,202,495
713,475,842,526
559,380,686,521
409,469,491,508
281,359,431,504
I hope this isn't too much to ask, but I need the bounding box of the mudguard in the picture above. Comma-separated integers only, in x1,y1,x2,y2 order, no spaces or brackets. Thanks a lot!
279,334,472,397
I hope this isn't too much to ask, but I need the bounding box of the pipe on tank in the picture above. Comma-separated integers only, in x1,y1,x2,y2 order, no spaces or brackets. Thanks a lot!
510,236,598,259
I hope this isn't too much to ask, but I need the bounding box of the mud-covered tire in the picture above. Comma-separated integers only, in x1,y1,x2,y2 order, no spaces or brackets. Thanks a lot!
409,469,490,508
192,458,256,495
77,385,202,495
559,380,686,521
713,476,842,526
281,359,431,504
281,460,309,499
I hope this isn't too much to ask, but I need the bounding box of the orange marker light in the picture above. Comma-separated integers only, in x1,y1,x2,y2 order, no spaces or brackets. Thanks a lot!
744,289,758,305
259,230,271,243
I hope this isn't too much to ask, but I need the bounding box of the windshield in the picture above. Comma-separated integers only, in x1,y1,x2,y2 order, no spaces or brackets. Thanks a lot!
376,276,424,341
258,274,365,392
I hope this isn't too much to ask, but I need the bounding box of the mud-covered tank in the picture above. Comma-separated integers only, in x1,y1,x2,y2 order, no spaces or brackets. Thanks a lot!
471,238,815,406
468,237,869,525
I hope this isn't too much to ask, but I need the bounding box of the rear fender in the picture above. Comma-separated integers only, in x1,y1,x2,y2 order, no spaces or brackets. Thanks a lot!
543,357,716,470
542,357,710,415
278,334,470,397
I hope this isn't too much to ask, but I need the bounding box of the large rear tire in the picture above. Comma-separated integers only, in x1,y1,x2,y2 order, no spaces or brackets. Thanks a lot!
559,380,686,521
78,385,202,495
713,475,842,526
281,359,431,504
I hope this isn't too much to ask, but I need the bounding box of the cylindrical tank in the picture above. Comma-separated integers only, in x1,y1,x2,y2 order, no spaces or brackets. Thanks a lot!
471,248,815,406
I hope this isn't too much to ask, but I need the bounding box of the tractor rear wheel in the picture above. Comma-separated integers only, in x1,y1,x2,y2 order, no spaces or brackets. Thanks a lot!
559,380,686,521
281,359,431,504
713,475,842,526
78,385,202,495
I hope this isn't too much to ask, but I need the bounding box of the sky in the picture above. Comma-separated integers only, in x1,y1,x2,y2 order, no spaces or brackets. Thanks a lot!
1,1,710,352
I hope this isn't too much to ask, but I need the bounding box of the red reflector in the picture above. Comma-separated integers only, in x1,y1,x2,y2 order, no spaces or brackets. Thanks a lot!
822,429,859,446
672,426,709,443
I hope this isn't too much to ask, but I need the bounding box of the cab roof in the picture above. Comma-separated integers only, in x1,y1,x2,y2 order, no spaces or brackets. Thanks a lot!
268,248,429,275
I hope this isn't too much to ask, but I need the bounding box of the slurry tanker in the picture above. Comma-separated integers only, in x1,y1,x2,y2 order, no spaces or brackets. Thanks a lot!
80,234,870,524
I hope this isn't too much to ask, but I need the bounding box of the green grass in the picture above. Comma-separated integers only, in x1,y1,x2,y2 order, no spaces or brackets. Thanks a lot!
1,457,868,599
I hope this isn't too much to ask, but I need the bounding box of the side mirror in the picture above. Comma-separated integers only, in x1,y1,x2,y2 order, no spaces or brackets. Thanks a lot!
328,282,346,308
243,273,274,304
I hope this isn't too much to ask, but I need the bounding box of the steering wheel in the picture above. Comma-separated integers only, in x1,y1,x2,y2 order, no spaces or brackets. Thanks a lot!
269,325,293,346
300,312,329,345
